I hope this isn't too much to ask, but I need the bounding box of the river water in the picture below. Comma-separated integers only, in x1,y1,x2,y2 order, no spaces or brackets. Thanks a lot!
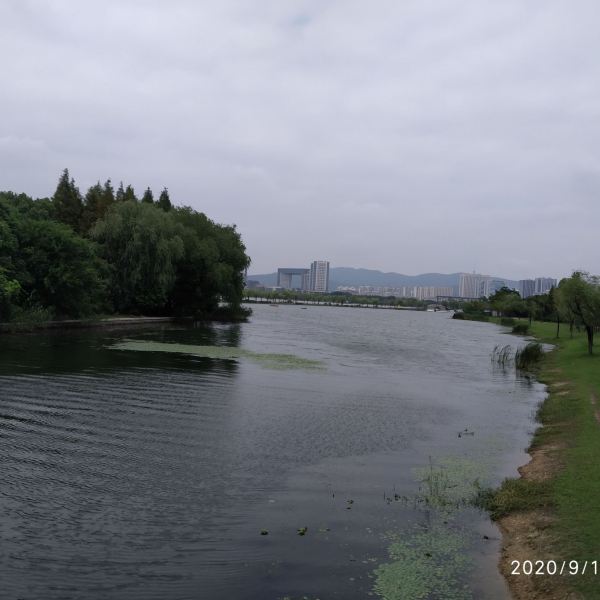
0,305,544,600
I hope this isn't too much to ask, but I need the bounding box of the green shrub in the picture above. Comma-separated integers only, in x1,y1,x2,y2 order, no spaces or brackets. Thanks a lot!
500,317,516,327
475,477,553,520
512,322,529,335
515,342,544,370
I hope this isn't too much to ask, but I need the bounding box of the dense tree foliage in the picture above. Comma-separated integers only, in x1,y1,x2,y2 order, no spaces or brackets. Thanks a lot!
556,272,600,355
0,191,106,318
157,188,172,212
488,287,525,317
52,169,83,232
141,187,154,204
92,201,185,314
243,288,430,309
0,170,250,323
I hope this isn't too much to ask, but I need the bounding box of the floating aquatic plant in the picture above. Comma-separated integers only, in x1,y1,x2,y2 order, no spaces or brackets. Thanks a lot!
374,519,472,600
109,340,324,370
374,456,493,599
415,457,488,511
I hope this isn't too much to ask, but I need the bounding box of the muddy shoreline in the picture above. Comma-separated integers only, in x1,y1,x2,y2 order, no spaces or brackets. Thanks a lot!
496,374,583,600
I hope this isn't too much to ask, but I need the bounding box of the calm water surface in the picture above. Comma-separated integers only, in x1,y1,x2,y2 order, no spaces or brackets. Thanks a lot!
0,305,544,599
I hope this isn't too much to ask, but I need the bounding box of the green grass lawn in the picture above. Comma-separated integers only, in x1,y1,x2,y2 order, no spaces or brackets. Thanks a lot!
492,320,600,596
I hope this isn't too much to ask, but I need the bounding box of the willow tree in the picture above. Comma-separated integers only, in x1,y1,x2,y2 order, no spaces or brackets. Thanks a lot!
92,201,184,314
556,272,600,355
169,207,250,316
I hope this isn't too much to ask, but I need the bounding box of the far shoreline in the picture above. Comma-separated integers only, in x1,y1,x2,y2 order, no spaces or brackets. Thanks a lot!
0,310,251,335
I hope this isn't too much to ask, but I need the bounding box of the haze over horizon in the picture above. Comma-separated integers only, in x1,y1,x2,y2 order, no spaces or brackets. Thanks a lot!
2,1,599,280
248,264,555,282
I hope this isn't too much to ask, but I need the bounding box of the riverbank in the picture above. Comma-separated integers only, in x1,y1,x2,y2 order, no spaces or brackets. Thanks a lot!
487,321,599,599
0,307,251,334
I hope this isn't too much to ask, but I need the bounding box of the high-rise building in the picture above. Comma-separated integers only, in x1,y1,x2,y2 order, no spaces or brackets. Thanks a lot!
277,268,310,290
534,277,557,295
490,279,508,294
309,260,330,292
414,286,454,300
519,279,535,298
458,273,491,298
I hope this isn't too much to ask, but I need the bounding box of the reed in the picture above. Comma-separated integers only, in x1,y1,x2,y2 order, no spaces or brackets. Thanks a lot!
514,342,544,370
491,344,513,367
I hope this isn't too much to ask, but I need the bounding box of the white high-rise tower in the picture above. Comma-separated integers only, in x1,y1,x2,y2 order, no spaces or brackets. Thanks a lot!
309,261,330,292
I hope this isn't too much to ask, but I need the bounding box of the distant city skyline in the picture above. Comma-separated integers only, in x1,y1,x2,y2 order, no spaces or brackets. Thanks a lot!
255,265,559,297
254,264,565,285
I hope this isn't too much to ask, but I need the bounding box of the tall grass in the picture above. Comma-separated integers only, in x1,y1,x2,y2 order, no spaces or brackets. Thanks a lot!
491,344,513,367
514,342,544,370
512,322,530,335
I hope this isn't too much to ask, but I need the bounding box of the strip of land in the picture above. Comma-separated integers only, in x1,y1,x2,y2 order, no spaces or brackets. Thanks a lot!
0,316,177,333
487,321,600,599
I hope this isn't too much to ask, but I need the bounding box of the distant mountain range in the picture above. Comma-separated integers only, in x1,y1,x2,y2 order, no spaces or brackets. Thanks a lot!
247,267,518,294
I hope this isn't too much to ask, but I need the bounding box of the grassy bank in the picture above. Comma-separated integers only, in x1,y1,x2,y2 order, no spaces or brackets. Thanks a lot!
486,320,600,598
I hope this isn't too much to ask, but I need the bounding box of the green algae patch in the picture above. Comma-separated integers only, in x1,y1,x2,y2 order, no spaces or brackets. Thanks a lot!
415,457,490,511
374,520,472,600
246,352,323,370
109,340,324,370
111,340,243,359
374,456,493,599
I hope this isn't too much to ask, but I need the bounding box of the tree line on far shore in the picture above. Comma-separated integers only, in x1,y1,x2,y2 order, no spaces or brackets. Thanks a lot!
456,273,600,355
0,169,250,323
243,287,431,309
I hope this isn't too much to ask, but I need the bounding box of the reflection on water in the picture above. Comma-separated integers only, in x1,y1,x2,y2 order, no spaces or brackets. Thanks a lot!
0,305,543,599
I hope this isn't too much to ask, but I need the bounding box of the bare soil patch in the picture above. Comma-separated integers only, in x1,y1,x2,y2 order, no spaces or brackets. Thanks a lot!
498,511,583,600
498,403,577,598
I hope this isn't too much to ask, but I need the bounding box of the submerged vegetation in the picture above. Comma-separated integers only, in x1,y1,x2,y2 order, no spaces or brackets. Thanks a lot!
375,457,491,599
110,339,324,370
0,169,250,324
374,521,471,600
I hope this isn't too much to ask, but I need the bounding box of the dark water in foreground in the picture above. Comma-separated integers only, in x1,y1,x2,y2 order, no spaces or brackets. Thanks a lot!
0,305,544,599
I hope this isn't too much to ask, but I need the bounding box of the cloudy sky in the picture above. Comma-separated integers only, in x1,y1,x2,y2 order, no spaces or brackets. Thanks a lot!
1,1,599,278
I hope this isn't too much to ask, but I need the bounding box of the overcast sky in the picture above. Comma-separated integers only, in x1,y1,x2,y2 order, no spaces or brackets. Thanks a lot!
1,1,599,279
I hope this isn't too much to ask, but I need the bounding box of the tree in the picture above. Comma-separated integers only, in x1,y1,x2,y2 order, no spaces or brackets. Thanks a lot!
92,202,184,313
52,168,83,232
488,287,524,317
0,269,20,321
80,182,104,233
141,187,154,204
556,272,600,355
169,208,250,315
100,179,115,215
12,217,107,317
123,184,137,203
157,188,172,211
115,182,126,203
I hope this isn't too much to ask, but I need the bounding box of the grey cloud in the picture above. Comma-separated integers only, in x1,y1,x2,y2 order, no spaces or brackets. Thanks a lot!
1,0,599,278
